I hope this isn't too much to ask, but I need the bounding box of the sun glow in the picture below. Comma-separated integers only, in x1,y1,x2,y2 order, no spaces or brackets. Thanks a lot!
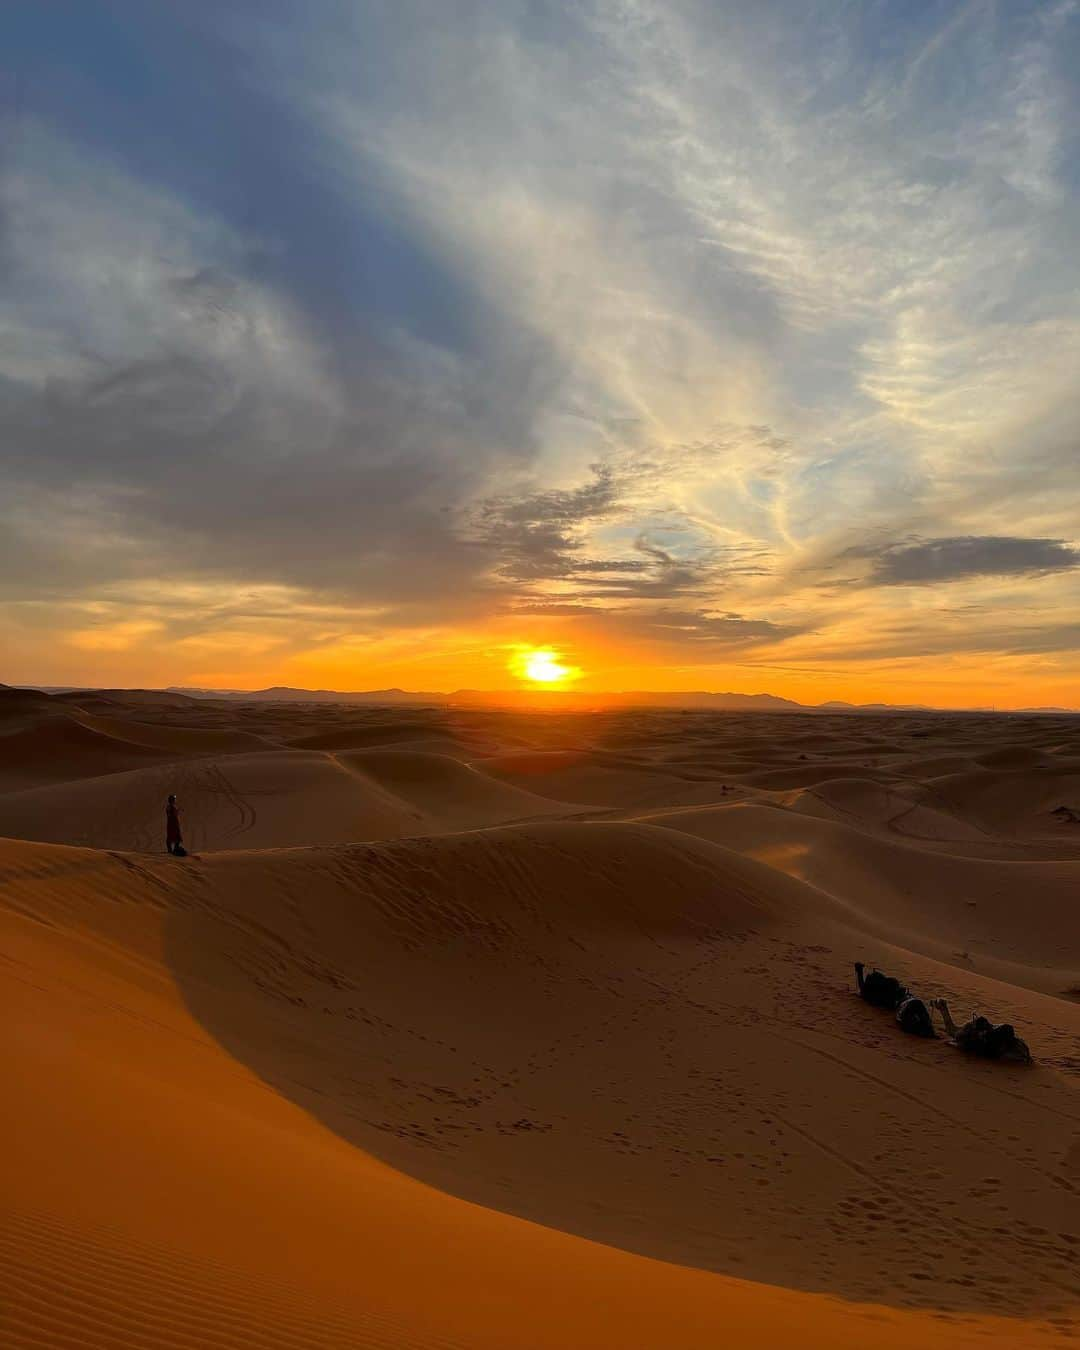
510,646,583,686
525,651,570,683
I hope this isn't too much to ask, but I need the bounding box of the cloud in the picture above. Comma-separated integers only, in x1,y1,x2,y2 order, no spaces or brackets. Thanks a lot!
472,436,779,600
66,619,164,652
506,600,802,657
473,465,621,584
4,2,1080,694
864,536,1080,585
623,607,801,647
0,122,530,624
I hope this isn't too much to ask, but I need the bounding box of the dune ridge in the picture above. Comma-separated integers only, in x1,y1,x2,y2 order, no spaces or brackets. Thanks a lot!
637,799,1080,995
0,748,576,854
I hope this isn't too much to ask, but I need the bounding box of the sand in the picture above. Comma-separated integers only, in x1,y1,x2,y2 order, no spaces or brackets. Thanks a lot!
2,692,1078,1348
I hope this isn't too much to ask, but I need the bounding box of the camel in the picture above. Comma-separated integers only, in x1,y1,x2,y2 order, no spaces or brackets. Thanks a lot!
931,999,1032,1064
853,961,907,1009
853,963,933,1036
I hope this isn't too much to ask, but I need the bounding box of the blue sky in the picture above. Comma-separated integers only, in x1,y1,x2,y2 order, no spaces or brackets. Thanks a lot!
3,1,1079,703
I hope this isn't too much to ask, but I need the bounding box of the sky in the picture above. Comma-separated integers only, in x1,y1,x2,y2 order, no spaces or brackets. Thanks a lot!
3,0,1079,707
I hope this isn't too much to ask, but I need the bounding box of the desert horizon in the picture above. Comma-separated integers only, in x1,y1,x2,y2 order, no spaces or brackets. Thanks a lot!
10,678,1080,715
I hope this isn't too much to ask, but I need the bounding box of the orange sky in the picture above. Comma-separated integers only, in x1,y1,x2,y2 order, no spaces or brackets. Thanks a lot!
7,613,1078,710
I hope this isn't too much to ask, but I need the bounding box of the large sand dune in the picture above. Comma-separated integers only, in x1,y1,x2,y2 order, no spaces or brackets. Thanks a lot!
637,799,1080,995
477,748,737,808
0,749,572,853
2,694,1078,1347
0,714,175,792
0,706,270,793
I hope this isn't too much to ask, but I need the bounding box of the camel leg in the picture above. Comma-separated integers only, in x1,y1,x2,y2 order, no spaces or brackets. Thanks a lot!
935,999,960,1038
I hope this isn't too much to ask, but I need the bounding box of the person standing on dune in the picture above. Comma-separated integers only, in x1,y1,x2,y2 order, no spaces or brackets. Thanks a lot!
165,793,185,856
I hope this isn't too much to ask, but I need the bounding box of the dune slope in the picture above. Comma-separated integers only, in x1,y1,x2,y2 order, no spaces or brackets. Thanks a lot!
0,749,575,853
3,827,1077,1349
637,799,1080,995
0,714,173,792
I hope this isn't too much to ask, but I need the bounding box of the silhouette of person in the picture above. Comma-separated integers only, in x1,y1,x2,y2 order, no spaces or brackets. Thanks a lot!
166,794,184,855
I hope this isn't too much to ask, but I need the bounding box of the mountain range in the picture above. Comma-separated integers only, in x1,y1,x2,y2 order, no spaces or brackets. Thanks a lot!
160,685,959,713
7,683,1074,713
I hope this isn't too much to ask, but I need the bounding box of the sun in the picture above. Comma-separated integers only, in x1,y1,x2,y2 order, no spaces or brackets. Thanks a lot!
509,646,583,686
525,649,570,683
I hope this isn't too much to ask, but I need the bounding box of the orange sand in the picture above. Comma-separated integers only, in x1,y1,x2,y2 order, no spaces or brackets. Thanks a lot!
2,690,1078,1347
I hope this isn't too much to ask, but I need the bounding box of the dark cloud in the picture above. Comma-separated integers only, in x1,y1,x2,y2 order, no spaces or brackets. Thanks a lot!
474,461,773,602
863,536,1080,585
505,601,802,654
807,619,1080,662
474,466,621,583
631,608,799,645
480,463,800,652
0,233,563,623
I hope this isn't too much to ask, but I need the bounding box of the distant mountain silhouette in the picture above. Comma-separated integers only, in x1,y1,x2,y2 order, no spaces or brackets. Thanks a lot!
8,683,1075,713
161,686,1078,714
165,684,804,710
169,685,447,704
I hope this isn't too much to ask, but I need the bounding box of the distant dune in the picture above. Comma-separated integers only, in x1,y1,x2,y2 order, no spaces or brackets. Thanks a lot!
0,747,574,853
2,689,1078,1348
0,713,180,792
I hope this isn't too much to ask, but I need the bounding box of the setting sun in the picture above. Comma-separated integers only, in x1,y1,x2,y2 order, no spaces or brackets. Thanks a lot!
510,646,582,686
525,650,569,683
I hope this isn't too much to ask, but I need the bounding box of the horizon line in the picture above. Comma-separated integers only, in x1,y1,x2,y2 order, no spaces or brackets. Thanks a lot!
9,681,1078,715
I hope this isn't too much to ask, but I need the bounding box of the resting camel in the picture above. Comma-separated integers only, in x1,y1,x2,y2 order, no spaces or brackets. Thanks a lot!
854,961,906,1008
932,999,1032,1064
854,962,934,1036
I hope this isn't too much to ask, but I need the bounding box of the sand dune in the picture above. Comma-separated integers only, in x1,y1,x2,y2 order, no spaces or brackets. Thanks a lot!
74,708,272,755
340,748,574,828
0,751,420,852
0,685,56,720
772,769,1079,850
0,703,270,794
51,687,202,709
735,763,902,791
0,714,176,792
477,748,735,808
916,765,1080,840
3,826,1077,1349
637,799,1080,996
0,748,574,853
2,694,1078,1348
783,776,994,844
287,721,481,756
